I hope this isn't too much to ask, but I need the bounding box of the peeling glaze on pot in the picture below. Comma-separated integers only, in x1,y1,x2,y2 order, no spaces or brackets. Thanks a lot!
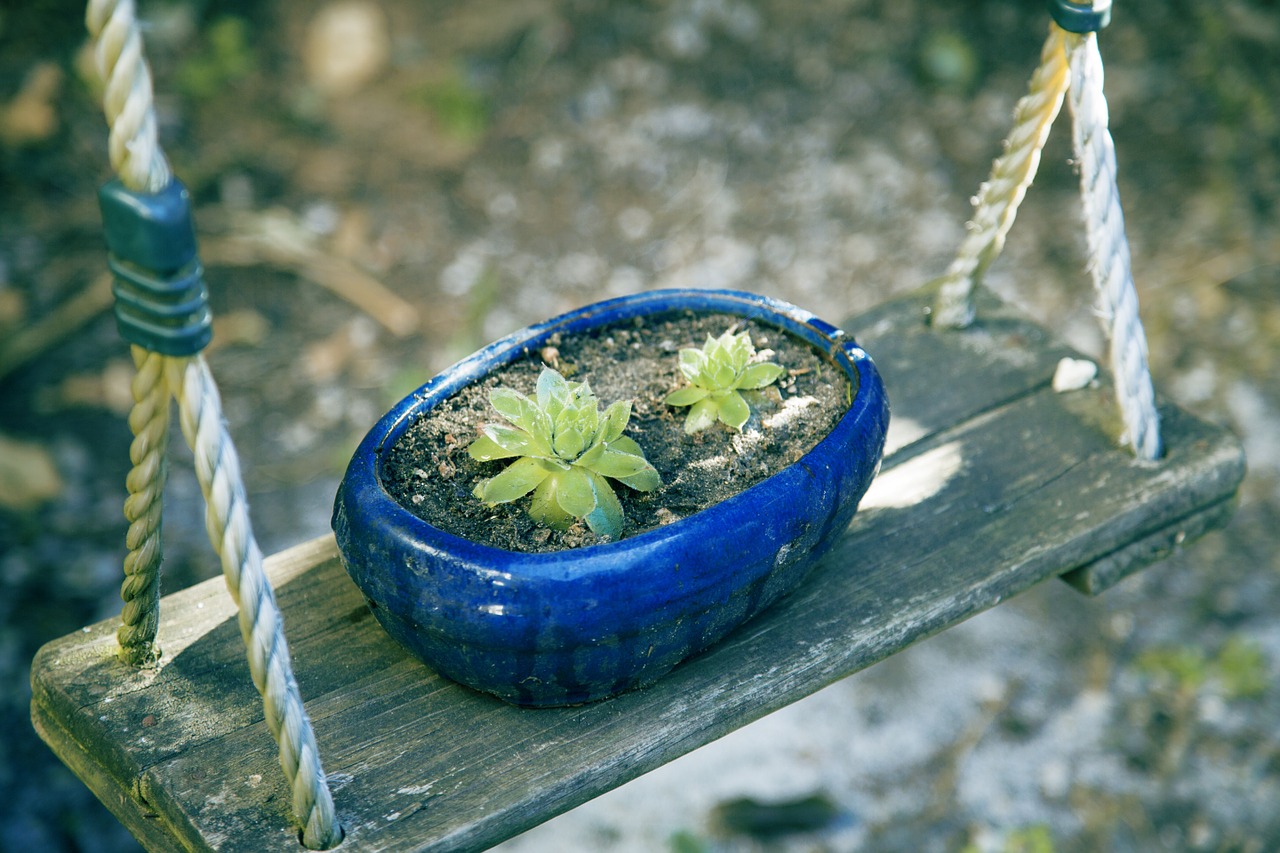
333,289,890,706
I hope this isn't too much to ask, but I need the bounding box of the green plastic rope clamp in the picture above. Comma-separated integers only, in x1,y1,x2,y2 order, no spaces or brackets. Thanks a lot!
98,178,213,356
1049,0,1112,34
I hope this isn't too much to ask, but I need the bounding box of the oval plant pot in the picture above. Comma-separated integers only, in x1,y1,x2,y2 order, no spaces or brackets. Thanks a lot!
332,288,890,707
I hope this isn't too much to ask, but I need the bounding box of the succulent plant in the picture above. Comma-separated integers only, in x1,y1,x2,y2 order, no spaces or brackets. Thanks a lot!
469,367,660,538
664,328,787,433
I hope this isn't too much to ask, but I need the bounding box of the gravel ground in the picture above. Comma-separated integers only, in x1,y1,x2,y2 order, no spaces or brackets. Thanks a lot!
1,1,1277,851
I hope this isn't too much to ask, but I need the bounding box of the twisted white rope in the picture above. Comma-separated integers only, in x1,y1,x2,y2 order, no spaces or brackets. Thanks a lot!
117,346,169,665
1064,31,1162,460
87,0,170,193
87,1,342,845
932,26,1070,328
168,357,341,848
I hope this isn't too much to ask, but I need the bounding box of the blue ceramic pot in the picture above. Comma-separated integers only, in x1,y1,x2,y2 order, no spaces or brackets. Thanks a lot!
332,289,889,707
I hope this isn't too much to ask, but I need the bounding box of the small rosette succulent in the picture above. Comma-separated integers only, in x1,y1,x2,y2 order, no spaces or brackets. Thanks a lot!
664,328,787,433
469,367,660,539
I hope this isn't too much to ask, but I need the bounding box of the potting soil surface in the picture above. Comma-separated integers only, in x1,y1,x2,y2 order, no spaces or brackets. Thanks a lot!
383,312,850,551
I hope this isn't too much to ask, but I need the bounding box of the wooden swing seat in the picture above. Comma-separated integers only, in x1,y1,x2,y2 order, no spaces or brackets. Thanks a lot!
31,286,1244,853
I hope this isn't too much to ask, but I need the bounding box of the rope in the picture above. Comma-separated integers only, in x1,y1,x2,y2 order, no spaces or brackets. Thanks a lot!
930,5,1162,460
86,1,342,846
168,356,341,848
86,0,170,193
117,346,169,665
1064,30,1162,460
931,25,1070,328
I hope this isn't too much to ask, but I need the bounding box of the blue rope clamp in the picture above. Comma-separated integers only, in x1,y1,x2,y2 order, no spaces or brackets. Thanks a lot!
1049,0,1112,33
98,178,213,356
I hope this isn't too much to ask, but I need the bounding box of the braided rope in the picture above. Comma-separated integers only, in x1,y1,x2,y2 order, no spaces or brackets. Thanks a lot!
89,0,172,668
1064,31,1162,460
86,1,342,845
167,357,341,848
932,25,1071,328
86,0,170,193
117,346,169,665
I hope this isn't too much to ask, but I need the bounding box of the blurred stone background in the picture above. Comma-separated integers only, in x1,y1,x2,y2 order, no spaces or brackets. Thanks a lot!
1,1,1277,850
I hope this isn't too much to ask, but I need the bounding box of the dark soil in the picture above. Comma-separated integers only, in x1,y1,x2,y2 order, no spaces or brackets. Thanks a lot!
382,312,851,551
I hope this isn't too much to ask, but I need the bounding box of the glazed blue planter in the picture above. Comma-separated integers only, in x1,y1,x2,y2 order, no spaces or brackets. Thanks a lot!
332,289,889,707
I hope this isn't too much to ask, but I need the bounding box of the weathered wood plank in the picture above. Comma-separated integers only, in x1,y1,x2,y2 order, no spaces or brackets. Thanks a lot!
30,701,188,853
846,285,1078,455
31,289,1245,852
1059,497,1238,595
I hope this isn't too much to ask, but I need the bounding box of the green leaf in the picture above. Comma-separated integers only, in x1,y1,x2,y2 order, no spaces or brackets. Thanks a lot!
468,433,515,462
678,348,704,382
575,441,605,470
478,456,550,504
536,367,568,411
606,435,645,457
602,400,631,441
583,472,624,538
528,477,573,530
664,386,708,407
717,390,750,431
571,378,595,407
567,402,600,442
489,387,529,422
683,398,719,434
489,389,550,442
553,424,587,459
589,447,653,479
555,466,597,518
710,360,737,389
737,362,786,390
518,398,553,441
610,457,661,492
470,424,535,460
